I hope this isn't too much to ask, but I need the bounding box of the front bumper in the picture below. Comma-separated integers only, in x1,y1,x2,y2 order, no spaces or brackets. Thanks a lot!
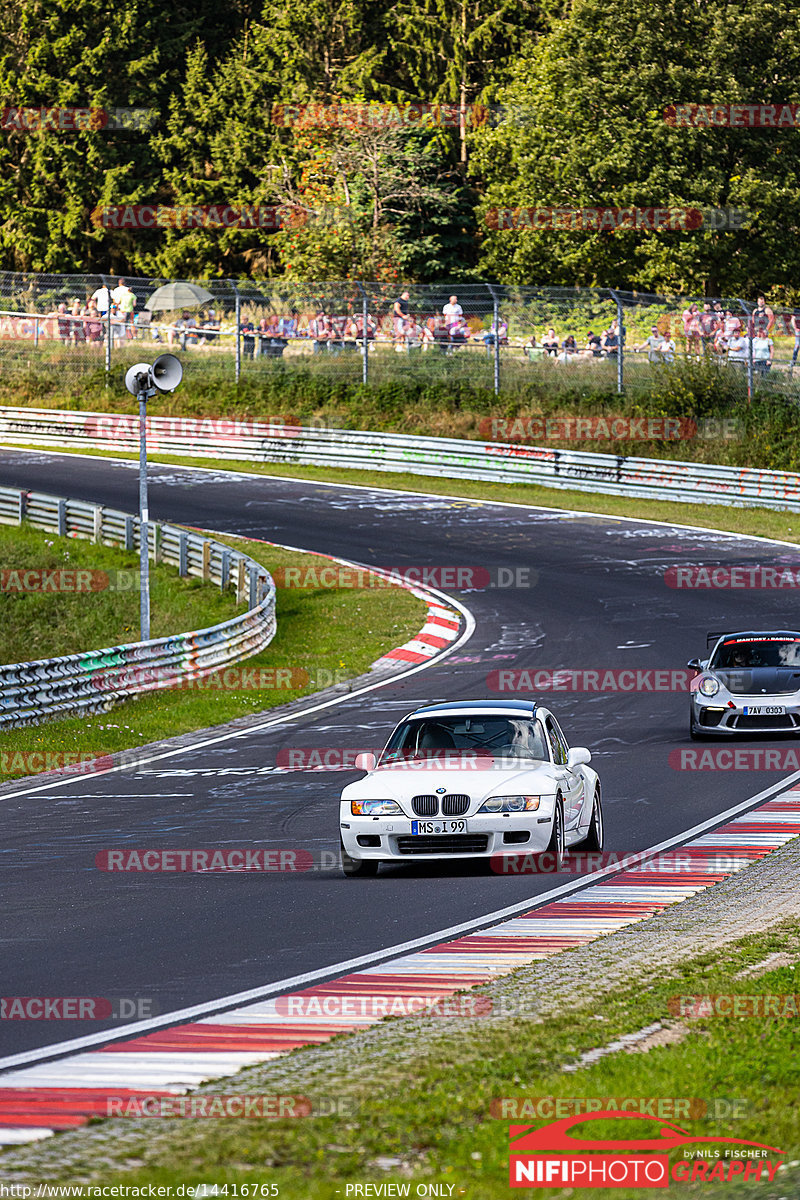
691,696,800,735
339,812,554,861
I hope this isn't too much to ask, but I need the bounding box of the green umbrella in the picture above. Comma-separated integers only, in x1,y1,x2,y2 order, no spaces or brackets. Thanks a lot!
145,282,214,311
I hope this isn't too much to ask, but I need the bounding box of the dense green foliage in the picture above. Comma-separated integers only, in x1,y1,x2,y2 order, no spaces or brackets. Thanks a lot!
2,0,799,293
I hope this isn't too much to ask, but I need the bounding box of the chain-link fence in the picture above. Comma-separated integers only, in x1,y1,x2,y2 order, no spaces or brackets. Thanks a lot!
0,271,795,403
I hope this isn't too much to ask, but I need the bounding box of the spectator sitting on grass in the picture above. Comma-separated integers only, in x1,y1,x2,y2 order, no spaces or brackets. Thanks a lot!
602,320,620,357
448,315,469,342
583,329,602,358
556,334,578,363
542,327,559,356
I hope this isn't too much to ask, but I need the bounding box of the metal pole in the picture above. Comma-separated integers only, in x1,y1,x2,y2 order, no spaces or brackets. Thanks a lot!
361,285,369,386
138,387,150,641
487,283,500,396
610,290,624,394
234,286,241,384
105,284,112,384
747,315,754,402
493,295,500,396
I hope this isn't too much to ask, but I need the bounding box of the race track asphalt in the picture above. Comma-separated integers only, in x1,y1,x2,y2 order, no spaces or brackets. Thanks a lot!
1,449,796,1057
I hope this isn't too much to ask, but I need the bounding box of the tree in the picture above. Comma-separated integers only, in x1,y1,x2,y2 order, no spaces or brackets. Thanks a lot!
472,0,800,295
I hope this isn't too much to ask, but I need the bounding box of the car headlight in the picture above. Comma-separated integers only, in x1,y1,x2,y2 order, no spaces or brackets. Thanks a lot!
350,799,403,816
478,795,541,813
698,676,721,698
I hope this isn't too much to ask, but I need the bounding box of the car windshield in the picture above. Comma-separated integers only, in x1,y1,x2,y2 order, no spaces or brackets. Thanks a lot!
710,637,800,670
379,716,549,764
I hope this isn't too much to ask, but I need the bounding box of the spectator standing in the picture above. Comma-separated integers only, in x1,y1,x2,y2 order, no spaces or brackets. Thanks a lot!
111,278,136,337
91,283,110,316
240,315,255,359
682,303,702,357
70,299,86,345
699,302,717,354
393,291,411,339
442,294,463,326
634,326,666,362
752,331,774,376
791,310,800,373
84,301,103,343
749,294,775,336
727,325,749,370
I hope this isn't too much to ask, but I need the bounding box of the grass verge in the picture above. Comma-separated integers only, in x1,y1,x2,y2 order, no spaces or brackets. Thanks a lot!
0,527,425,783
16,921,799,1198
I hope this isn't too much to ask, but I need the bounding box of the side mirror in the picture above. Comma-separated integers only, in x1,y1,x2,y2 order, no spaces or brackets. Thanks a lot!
687,658,702,670
567,747,591,769
355,752,376,772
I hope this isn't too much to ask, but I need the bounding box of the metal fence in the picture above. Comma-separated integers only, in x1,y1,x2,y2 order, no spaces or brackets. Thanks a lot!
2,416,799,514
0,487,276,728
0,271,796,401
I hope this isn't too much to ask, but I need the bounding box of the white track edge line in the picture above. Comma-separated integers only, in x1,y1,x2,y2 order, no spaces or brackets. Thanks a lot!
1,770,797,1075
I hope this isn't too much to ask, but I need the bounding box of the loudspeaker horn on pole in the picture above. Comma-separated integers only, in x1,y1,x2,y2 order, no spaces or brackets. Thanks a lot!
152,354,183,392
124,363,154,396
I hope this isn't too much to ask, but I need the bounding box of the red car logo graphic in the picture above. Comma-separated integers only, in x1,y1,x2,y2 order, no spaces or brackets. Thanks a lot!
510,1112,783,1155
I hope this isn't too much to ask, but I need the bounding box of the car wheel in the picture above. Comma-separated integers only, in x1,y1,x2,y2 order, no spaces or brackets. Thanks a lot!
546,796,566,868
340,836,379,878
576,785,604,851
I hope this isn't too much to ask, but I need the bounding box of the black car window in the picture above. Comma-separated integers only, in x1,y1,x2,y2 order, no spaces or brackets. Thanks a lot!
381,716,549,762
712,639,800,670
544,717,568,766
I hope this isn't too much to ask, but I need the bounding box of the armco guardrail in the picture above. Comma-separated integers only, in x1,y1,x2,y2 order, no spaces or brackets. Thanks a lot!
0,487,276,729
1,406,799,512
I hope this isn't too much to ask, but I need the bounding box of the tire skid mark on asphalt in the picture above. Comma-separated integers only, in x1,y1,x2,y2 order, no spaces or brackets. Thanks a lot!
1,788,798,1144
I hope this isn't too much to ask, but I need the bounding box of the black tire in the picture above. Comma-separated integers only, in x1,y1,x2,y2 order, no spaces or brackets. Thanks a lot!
340,836,379,878
576,785,604,851
546,796,566,868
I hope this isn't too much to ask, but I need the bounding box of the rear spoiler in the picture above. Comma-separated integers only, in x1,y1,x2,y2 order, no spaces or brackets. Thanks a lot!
706,630,731,648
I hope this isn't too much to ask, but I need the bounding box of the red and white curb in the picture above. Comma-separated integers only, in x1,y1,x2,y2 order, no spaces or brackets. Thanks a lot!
1,787,798,1144
374,598,461,665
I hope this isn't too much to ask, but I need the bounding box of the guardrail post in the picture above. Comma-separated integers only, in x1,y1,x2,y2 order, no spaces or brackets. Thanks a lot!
178,532,188,576
248,565,257,609
237,558,246,603
56,499,67,536
93,506,102,543
124,516,135,550
18,490,26,525
153,524,161,564
220,549,230,591
202,541,211,581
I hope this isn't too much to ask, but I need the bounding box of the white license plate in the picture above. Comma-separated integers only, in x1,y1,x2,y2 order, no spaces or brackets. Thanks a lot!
743,705,786,715
411,820,467,835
